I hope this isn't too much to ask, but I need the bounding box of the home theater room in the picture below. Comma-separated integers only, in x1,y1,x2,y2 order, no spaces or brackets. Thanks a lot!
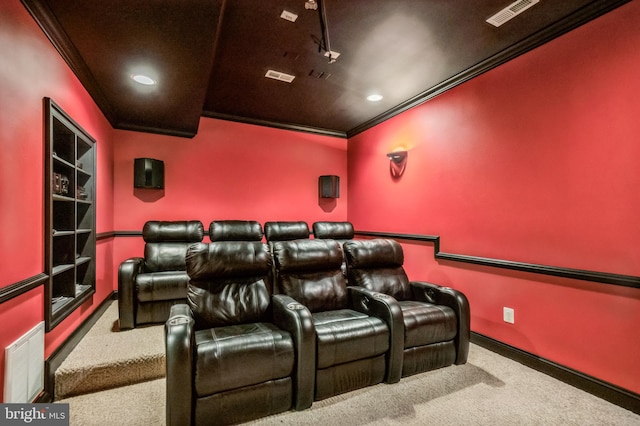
1,0,639,424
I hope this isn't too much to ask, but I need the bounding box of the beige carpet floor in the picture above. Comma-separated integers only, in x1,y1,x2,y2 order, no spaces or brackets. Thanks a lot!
55,302,165,399
58,301,640,425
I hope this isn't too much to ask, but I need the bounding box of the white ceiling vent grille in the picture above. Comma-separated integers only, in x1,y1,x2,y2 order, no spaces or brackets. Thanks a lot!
487,0,540,27
265,70,295,83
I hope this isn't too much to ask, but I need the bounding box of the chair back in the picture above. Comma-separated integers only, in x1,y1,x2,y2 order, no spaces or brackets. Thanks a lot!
264,221,310,242
272,239,347,312
142,220,204,272
343,239,412,301
209,220,263,241
186,241,272,329
312,221,354,241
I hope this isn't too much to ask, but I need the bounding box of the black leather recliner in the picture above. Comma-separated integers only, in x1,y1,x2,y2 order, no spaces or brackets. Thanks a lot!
118,220,204,330
272,238,403,400
165,241,314,426
208,220,263,242
343,238,470,377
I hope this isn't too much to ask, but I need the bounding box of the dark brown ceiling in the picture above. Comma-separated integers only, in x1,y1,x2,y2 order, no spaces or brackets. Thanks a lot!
23,0,628,138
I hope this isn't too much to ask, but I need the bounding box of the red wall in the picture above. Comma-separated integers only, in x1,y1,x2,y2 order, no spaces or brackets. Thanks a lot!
1,0,346,401
112,118,347,265
348,2,640,393
0,0,114,401
2,0,639,405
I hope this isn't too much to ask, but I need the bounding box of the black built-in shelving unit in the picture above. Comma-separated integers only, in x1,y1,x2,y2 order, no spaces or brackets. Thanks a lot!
44,98,96,331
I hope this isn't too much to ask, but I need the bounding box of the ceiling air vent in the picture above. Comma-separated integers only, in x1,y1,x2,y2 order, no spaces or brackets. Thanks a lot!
486,0,539,27
265,70,295,83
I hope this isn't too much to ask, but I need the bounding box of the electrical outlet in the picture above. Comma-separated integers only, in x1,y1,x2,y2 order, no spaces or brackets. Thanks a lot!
503,307,515,324
324,50,341,63
280,10,298,22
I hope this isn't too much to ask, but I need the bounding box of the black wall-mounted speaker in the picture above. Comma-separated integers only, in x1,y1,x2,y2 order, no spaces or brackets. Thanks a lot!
319,175,340,198
134,158,164,189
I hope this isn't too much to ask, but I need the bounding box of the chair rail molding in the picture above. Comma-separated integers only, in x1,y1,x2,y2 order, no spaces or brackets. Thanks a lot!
354,230,640,289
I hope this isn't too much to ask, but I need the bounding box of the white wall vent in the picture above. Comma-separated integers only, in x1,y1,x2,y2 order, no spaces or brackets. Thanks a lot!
4,322,45,403
487,0,540,27
265,70,295,83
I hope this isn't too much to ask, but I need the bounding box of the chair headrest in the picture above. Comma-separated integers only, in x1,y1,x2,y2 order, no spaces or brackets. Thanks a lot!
312,221,354,240
273,239,342,272
209,220,263,241
343,239,404,268
142,220,204,243
186,242,271,280
264,221,310,242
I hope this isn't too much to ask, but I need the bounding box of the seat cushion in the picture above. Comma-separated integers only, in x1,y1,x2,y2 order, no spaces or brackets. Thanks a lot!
313,309,389,369
194,322,294,397
135,271,189,302
400,301,457,347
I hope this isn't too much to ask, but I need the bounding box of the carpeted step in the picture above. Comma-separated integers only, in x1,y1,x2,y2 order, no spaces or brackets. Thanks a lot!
54,303,165,400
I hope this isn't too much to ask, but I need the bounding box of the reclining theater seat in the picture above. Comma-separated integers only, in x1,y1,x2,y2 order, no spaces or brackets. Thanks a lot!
165,241,314,425
272,238,404,400
118,220,204,330
208,220,263,242
343,239,470,377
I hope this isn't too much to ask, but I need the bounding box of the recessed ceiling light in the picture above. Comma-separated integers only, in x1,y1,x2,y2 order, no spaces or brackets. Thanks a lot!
131,74,156,85
367,94,383,102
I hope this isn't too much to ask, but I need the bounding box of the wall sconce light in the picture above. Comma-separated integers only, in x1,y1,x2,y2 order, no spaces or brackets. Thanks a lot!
386,151,408,178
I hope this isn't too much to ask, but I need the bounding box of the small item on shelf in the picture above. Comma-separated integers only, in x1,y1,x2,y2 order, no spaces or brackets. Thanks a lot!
53,173,61,194
60,174,69,195
76,161,83,169
75,283,90,296
52,173,69,195
76,186,87,199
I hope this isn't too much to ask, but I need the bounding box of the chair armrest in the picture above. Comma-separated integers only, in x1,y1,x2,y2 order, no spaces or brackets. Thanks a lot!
165,304,195,426
347,287,404,383
410,281,471,364
272,294,315,410
117,257,144,330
